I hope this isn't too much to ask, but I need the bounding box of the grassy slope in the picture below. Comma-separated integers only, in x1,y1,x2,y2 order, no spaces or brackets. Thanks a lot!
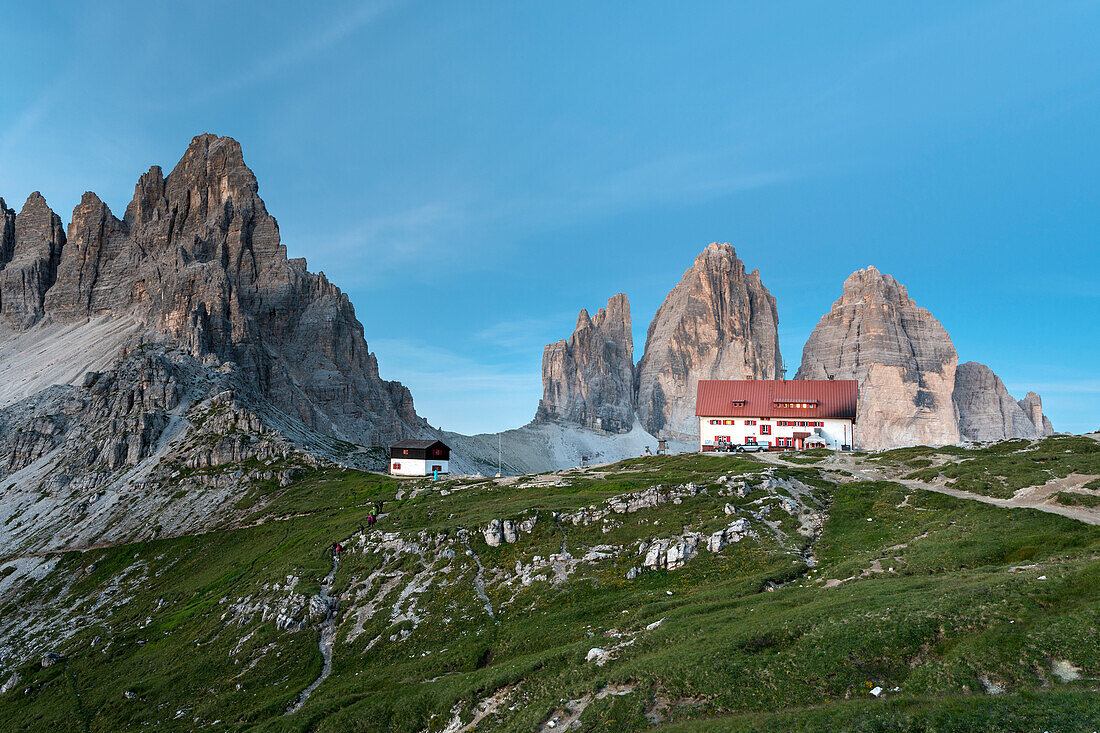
897,436,1100,499
0,454,1096,732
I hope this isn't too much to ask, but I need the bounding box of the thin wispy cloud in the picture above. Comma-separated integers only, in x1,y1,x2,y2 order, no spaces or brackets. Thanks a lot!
184,0,403,104
0,74,73,158
311,153,799,281
473,313,579,354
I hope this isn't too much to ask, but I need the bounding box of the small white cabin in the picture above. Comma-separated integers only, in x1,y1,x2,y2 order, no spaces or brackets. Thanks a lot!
389,440,450,476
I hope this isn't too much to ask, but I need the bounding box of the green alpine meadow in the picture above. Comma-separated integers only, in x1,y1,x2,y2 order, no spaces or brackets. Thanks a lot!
2,445,1098,731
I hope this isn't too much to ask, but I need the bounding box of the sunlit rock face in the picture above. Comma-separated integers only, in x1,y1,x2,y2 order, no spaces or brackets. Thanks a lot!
796,266,959,451
1018,391,1055,437
636,243,781,438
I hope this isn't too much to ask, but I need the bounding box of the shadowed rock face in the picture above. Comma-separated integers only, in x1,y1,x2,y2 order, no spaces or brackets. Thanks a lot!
1018,391,1055,437
953,361,1038,441
535,293,634,433
0,193,65,329
796,266,959,450
1,134,421,445
636,242,781,438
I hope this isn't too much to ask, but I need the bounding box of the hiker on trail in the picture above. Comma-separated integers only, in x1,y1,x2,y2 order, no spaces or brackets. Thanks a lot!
334,543,343,558
358,522,364,534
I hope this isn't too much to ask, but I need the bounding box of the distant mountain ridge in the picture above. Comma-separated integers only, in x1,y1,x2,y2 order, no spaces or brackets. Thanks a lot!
0,134,421,446
535,256,1053,449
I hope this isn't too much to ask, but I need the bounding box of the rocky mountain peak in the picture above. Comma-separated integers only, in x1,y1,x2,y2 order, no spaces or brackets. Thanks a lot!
1,134,422,446
0,192,65,329
576,308,592,330
797,266,959,450
1018,391,1055,437
635,242,781,438
535,293,635,433
838,265,914,307
953,361,1038,442
0,197,14,269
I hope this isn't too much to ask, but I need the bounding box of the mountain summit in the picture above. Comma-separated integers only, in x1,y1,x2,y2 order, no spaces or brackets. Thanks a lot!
1,134,420,445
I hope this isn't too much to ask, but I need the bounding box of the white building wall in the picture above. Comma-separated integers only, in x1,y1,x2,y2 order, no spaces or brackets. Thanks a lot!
390,458,450,476
698,417,854,450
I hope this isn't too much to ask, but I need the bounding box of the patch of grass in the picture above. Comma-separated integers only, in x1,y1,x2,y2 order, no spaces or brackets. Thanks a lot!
1055,492,1100,508
906,436,1100,498
783,449,833,465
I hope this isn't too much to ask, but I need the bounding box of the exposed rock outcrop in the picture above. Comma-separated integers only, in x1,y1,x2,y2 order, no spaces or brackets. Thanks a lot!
796,266,959,450
1,134,421,446
535,293,634,433
0,343,342,555
635,243,781,437
0,193,65,329
1018,392,1055,437
953,361,1038,441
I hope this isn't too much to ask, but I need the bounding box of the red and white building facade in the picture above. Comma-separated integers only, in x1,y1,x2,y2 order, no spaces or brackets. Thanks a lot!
696,379,858,451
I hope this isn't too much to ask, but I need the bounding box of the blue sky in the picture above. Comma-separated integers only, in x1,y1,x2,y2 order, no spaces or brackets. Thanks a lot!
2,1,1098,434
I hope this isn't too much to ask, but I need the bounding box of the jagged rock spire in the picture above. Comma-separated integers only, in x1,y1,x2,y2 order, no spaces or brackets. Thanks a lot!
535,293,634,433
1,134,422,445
0,192,65,329
635,242,781,438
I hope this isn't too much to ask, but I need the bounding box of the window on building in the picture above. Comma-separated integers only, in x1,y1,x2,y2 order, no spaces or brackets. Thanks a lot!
392,462,401,470
744,420,756,425
730,400,746,407
402,449,409,455
723,420,735,425
760,424,771,435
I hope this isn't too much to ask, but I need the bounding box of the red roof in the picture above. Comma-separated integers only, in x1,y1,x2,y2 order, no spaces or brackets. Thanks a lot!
695,379,857,420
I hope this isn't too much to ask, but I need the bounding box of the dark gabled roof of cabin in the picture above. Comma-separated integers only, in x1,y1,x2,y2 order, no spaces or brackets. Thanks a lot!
390,439,450,450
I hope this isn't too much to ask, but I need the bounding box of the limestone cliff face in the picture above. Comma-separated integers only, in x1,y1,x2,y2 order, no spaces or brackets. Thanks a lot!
535,293,634,433
796,266,959,450
0,193,65,329
636,243,781,437
953,361,1038,441
1018,392,1055,437
2,134,420,445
